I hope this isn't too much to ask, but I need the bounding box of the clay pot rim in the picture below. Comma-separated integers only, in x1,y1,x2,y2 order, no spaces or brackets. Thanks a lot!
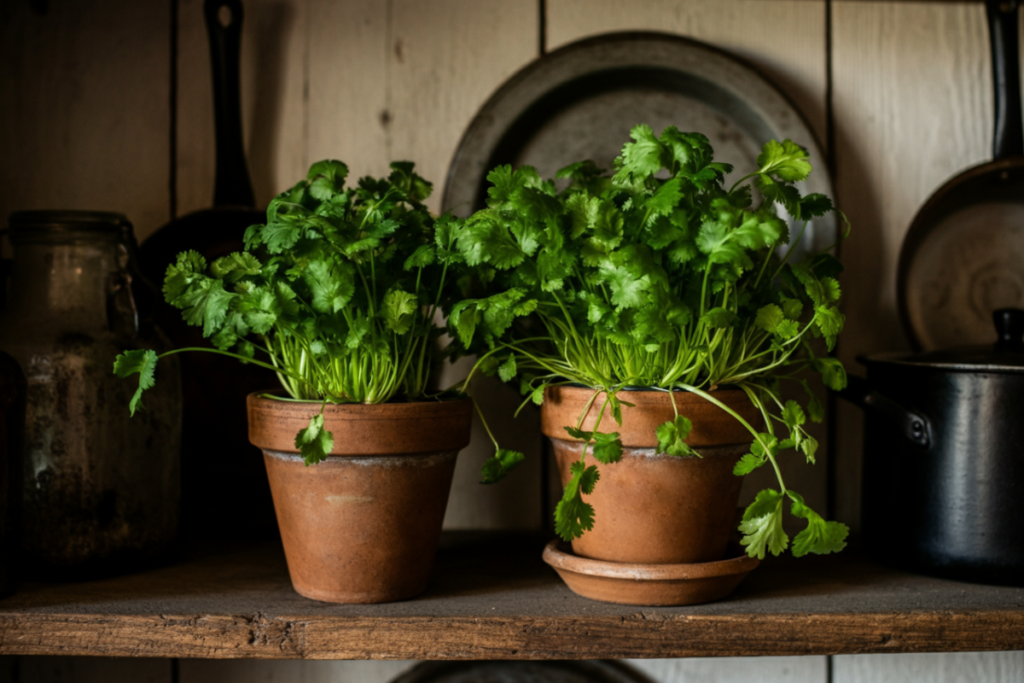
249,389,470,406
247,391,473,456
248,391,473,421
542,539,759,581
541,383,760,446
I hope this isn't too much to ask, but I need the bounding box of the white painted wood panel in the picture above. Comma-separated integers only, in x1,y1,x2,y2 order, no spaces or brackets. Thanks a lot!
546,0,829,146
834,652,1024,683
0,0,171,239
305,0,391,188
831,0,991,529
629,657,827,683
181,658,415,683
388,0,539,215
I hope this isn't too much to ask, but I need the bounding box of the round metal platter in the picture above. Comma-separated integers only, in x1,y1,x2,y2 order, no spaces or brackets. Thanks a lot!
391,660,653,683
442,31,836,264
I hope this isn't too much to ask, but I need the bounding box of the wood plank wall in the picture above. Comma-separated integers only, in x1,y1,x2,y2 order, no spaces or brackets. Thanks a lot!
2,0,1024,681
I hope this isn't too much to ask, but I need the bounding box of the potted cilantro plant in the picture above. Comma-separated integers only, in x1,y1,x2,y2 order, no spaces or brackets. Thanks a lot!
449,125,849,597
115,160,473,604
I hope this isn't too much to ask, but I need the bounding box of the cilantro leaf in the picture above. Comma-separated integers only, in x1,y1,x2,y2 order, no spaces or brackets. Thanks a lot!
211,252,262,283
382,289,419,335
701,307,737,328
781,400,806,428
480,448,525,483
498,353,517,383
813,356,847,391
755,304,785,334
740,489,789,559
655,414,698,457
295,413,335,466
591,431,623,464
756,139,812,182
612,124,666,185
799,193,834,218
787,491,849,557
307,159,349,199
733,452,764,476
113,349,159,416
555,461,599,541
403,244,436,270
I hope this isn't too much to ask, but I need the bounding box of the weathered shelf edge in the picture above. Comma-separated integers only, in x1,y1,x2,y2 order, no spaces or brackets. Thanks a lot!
1,609,1022,660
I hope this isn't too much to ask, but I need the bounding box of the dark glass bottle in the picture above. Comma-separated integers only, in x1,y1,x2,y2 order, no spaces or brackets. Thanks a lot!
0,211,182,580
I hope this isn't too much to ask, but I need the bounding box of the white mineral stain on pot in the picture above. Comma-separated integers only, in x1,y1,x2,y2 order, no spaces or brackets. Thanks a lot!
326,494,374,505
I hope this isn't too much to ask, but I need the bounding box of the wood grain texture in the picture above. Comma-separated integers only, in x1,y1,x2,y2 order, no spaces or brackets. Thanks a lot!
388,0,540,215
0,0,171,239
175,0,308,231
831,1,993,529
0,537,1021,660
304,0,390,188
834,651,1024,683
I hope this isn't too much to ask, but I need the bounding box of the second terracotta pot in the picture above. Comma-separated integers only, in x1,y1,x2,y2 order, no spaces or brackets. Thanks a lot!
542,386,762,565
248,394,472,603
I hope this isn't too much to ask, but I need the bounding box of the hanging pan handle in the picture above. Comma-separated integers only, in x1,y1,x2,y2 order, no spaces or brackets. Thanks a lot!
204,0,256,208
988,0,1023,159
835,375,931,448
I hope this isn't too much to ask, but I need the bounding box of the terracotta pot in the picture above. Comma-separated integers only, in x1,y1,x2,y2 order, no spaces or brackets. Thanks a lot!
247,394,472,603
542,386,762,565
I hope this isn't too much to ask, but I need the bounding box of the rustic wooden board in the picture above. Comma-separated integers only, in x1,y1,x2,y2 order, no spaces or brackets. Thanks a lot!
0,535,1021,660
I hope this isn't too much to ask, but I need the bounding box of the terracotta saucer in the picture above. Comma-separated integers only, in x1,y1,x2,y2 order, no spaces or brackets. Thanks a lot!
542,539,759,606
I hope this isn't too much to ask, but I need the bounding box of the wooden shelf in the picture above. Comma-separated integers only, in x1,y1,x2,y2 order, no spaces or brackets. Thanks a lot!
0,533,1022,660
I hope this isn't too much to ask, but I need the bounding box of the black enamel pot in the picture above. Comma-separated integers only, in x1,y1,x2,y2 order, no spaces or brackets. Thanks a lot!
838,309,1024,586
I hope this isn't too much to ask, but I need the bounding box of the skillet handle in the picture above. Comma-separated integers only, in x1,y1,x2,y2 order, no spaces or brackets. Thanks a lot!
834,375,930,448
987,0,1023,159
204,0,256,208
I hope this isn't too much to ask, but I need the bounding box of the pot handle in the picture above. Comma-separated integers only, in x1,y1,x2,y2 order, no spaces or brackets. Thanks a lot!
987,0,1023,159
835,375,930,448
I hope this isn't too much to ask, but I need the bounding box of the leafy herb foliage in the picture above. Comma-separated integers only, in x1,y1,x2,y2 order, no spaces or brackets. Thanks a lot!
451,124,850,559
115,160,467,465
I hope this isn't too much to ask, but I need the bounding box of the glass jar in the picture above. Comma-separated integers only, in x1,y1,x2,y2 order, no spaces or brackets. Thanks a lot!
0,211,182,579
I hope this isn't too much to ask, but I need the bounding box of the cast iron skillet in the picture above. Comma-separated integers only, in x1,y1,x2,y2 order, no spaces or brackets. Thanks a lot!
897,0,1024,351
137,0,277,539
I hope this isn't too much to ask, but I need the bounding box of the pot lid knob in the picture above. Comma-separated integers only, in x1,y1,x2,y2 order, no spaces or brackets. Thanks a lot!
993,308,1024,350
